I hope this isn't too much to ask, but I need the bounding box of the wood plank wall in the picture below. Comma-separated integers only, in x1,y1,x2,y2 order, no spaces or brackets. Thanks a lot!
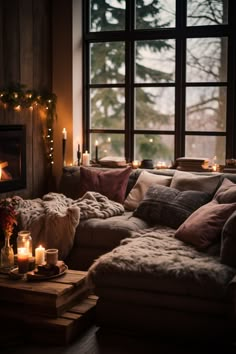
0,0,53,199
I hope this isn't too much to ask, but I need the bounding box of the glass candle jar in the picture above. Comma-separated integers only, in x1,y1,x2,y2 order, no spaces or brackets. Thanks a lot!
17,230,32,257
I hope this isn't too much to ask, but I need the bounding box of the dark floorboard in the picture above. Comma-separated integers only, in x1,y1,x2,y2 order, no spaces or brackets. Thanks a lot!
1,325,236,354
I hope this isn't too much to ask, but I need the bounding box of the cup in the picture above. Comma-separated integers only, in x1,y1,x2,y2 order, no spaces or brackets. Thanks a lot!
45,249,58,265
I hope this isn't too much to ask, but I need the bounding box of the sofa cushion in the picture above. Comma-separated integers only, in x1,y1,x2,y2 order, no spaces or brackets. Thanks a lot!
175,200,236,250
220,210,236,267
78,166,132,203
86,227,236,300
213,178,236,203
133,184,211,229
124,170,172,211
170,170,221,194
74,211,149,249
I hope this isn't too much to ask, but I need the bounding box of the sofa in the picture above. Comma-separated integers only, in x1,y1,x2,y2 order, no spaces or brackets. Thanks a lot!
59,165,236,339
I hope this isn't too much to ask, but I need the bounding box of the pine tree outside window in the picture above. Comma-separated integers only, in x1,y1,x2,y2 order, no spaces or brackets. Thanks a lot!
82,0,236,166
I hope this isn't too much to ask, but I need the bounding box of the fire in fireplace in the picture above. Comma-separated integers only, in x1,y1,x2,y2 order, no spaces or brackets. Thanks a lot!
0,125,26,193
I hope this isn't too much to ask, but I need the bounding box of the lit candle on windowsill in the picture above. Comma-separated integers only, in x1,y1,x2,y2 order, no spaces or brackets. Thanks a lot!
35,245,45,265
132,160,139,169
82,150,90,166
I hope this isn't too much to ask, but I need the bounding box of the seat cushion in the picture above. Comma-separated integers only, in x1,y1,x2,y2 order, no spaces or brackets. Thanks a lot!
87,226,236,300
74,211,149,249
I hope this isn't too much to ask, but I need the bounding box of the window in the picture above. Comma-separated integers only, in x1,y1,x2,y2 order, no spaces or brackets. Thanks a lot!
82,0,236,166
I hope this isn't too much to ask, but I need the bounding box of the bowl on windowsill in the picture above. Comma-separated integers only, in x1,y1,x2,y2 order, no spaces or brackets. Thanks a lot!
140,159,154,169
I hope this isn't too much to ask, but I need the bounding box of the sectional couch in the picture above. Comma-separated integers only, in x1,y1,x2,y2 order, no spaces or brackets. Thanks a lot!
59,165,236,339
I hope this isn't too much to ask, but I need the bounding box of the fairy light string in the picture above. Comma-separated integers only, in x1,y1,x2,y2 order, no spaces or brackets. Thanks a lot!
0,83,57,168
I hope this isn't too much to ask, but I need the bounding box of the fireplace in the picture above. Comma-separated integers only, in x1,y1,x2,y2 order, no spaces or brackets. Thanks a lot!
0,125,26,193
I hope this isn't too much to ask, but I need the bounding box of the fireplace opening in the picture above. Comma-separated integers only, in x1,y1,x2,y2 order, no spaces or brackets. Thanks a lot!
0,125,26,193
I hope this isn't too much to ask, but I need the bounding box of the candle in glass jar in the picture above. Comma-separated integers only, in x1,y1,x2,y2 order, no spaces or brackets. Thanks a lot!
17,247,29,274
35,245,45,265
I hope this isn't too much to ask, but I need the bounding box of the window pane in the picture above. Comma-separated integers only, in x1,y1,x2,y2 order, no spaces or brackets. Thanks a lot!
135,40,175,83
135,0,175,29
134,134,174,166
90,133,125,160
135,87,175,130
90,0,126,32
185,135,225,165
90,88,125,129
186,38,228,82
186,87,226,132
187,0,228,26
90,42,125,84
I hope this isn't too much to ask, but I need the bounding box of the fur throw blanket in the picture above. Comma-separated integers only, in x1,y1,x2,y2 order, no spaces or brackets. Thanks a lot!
86,226,236,293
14,191,124,259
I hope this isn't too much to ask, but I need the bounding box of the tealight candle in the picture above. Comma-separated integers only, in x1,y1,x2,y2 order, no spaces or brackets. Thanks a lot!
132,160,139,169
35,245,45,265
17,247,29,274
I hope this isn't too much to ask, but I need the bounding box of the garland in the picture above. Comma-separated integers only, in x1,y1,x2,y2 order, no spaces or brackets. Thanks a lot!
0,83,57,167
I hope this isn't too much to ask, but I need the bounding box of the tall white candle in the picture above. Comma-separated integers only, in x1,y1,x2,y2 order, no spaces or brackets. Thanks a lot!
35,245,45,265
62,128,67,139
82,150,90,166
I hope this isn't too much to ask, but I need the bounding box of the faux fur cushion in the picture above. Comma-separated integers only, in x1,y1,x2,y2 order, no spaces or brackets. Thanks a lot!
221,210,236,267
78,166,132,204
133,184,211,229
170,170,221,194
213,178,236,203
175,200,236,250
124,170,172,211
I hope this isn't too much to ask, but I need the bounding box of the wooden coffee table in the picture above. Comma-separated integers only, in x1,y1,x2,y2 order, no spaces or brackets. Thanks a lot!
0,269,97,345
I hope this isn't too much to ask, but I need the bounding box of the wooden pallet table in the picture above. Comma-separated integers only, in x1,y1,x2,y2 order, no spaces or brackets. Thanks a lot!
0,269,97,345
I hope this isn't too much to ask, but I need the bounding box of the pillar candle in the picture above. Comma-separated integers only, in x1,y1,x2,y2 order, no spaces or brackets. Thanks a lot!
17,247,29,274
35,245,45,265
82,151,90,166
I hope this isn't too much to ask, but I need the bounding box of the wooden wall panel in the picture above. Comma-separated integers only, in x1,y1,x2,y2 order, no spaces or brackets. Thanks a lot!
0,0,53,199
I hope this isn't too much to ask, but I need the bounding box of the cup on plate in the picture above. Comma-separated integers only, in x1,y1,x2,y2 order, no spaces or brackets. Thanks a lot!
45,249,58,265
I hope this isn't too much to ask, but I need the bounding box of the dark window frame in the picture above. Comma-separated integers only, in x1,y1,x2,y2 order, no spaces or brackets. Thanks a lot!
82,0,236,163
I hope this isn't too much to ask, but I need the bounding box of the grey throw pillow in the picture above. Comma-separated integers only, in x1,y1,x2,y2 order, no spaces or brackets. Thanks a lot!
170,170,221,195
133,184,211,229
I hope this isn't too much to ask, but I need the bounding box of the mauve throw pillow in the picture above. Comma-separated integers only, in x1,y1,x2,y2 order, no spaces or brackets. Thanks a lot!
213,178,236,204
170,170,221,195
220,210,236,267
78,166,132,204
175,200,236,250
124,170,172,211
133,184,211,229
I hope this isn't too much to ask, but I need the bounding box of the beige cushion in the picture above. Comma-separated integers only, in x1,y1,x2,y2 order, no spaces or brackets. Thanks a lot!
124,170,172,210
170,170,221,195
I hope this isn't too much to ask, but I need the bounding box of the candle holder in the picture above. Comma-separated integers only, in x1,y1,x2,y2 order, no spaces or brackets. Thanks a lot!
95,145,98,163
62,138,66,167
77,150,81,166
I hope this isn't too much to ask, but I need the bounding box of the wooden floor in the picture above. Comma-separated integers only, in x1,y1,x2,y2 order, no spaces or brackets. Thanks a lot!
1,324,236,354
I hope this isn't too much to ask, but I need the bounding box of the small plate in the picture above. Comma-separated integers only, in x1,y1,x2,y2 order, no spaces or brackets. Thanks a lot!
9,264,68,281
26,264,68,281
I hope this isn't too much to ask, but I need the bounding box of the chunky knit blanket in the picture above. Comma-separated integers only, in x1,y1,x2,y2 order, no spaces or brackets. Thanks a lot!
14,192,124,259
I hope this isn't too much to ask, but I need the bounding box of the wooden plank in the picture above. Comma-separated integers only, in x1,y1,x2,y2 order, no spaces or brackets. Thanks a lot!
0,271,88,317
0,292,97,345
